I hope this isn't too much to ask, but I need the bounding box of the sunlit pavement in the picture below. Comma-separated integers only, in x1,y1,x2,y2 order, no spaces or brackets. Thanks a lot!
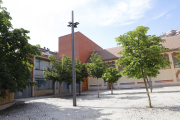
1,86,180,120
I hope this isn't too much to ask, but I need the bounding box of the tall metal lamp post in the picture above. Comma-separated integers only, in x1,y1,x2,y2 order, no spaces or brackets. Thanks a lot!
67,11,79,106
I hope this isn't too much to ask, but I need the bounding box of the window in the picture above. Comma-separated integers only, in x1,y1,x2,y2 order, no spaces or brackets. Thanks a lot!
35,60,40,70
119,65,125,72
172,53,180,67
112,61,116,68
108,63,111,68
107,61,116,68
34,78,53,90
40,60,49,70
35,59,50,70
164,54,170,68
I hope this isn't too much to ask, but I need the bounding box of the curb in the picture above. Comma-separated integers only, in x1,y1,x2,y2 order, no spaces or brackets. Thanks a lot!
0,100,16,111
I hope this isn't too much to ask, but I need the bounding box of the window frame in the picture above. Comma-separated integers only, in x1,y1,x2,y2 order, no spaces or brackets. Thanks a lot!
118,65,125,72
172,52,180,68
164,54,171,69
35,59,50,71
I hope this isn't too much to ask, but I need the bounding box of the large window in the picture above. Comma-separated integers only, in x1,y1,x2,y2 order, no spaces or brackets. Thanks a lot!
35,59,50,70
164,54,170,68
34,78,53,90
172,53,180,67
119,65,125,73
107,61,116,68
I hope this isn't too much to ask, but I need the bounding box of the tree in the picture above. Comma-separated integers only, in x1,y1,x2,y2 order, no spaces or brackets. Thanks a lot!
102,67,121,94
87,52,107,98
75,59,88,95
43,55,72,97
176,49,180,72
0,1,41,98
115,26,171,107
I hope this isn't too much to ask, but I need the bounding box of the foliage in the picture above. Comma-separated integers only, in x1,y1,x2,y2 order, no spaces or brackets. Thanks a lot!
116,26,171,79
115,26,171,107
43,55,72,97
87,52,107,78
0,1,41,98
102,67,121,94
176,49,180,72
87,52,107,97
75,59,88,94
102,67,121,83
75,59,88,84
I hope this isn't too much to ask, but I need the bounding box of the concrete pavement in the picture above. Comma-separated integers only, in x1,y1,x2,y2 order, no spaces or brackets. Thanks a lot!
0,86,180,120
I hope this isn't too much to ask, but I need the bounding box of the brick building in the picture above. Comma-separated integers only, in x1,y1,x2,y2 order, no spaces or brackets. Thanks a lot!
58,31,102,91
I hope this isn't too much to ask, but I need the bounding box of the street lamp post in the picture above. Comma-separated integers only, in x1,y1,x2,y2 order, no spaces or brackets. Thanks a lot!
67,11,79,106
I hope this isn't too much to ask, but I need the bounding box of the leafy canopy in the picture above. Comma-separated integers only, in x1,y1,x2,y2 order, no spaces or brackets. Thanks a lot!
43,55,72,85
0,1,41,98
87,52,107,79
75,59,88,84
115,26,171,79
102,67,122,83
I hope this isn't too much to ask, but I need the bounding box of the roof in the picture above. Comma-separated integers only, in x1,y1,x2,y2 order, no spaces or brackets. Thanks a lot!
86,35,180,62
162,35,180,50
38,48,58,59
86,46,123,62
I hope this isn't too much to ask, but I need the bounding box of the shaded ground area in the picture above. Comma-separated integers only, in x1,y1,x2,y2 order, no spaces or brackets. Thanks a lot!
1,86,180,120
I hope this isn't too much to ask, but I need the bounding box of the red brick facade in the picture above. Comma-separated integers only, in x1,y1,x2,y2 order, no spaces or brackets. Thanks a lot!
58,32,102,91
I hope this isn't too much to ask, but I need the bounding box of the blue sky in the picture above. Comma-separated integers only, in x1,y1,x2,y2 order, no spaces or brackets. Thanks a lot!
2,0,180,51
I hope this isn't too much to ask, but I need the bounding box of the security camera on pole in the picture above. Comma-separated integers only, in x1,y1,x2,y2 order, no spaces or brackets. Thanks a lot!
67,11,79,106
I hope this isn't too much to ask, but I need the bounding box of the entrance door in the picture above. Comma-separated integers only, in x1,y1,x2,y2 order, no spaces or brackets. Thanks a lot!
82,78,88,91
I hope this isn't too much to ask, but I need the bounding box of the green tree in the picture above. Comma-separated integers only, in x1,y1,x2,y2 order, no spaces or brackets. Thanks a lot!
0,1,41,98
43,55,72,97
87,52,107,98
115,26,171,107
75,59,88,95
102,67,121,94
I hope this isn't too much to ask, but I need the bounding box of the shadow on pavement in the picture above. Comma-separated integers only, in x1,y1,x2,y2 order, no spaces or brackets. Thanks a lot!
0,101,112,120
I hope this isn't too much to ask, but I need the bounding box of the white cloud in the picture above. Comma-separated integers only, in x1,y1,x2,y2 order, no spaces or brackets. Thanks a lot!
79,0,153,26
2,0,153,51
153,11,168,19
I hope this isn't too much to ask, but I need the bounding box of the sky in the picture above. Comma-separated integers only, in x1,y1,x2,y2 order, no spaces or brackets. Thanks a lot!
2,0,180,52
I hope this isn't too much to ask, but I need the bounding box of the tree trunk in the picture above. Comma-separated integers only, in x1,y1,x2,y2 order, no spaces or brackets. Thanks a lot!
97,78,99,98
142,71,152,108
146,76,152,93
59,82,62,98
111,83,113,94
149,77,153,93
79,82,81,95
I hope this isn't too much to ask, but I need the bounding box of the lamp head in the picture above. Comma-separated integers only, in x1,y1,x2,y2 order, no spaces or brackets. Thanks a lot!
75,22,79,25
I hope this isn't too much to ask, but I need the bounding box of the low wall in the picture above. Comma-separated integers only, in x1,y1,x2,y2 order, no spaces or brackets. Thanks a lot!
0,90,15,111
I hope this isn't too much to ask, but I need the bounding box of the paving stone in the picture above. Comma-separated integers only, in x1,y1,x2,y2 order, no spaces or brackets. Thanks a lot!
1,86,180,120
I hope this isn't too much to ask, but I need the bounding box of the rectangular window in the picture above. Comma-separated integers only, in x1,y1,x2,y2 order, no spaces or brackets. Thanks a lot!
34,78,53,90
172,53,180,67
164,54,170,68
35,59,40,70
108,63,111,68
119,65,125,72
112,62,116,68
40,60,49,70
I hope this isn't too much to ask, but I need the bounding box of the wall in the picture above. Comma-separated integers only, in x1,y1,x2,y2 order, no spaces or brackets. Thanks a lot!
88,50,180,90
58,32,103,91
0,90,14,105
58,32,102,62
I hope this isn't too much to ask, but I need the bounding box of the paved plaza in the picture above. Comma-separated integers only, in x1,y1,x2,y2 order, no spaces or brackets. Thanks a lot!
0,86,180,120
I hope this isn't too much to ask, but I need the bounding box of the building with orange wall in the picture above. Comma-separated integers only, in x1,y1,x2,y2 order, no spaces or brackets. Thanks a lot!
58,31,102,91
